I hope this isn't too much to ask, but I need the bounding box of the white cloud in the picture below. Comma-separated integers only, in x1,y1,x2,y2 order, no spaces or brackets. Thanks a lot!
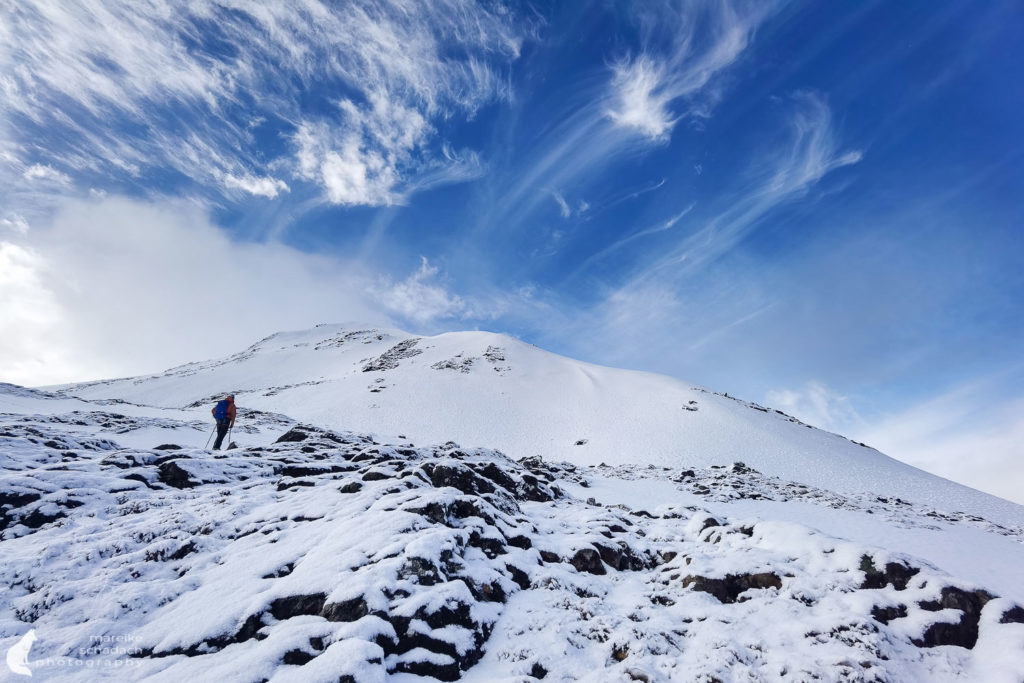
641,92,861,279
759,377,1024,506
294,89,491,207
371,257,468,324
23,164,71,184
856,382,1024,505
2,1,528,209
295,119,402,207
607,57,676,140
0,241,69,383
1,214,30,234
1,196,538,385
566,203,694,282
541,94,861,397
481,1,776,230
605,0,779,139
221,172,290,199
760,92,863,193
550,191,572,218
765,381,866,434
0,196,387,385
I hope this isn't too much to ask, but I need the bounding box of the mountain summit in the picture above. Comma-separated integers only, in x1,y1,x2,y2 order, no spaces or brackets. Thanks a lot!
2,324,1022,681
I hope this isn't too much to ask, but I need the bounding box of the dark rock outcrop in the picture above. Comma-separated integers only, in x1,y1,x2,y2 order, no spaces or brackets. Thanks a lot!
683,572,782,603
157,460,198,489
913,587,993,649
860,555,919,590
570,548,606,575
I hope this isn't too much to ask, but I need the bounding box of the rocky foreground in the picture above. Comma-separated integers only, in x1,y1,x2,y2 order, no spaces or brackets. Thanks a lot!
2,405,1024,683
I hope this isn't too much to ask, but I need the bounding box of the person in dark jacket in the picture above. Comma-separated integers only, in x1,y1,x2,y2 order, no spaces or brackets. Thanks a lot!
211,395,236,450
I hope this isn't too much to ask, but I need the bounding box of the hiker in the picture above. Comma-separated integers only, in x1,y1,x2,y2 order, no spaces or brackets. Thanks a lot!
211,395,236,450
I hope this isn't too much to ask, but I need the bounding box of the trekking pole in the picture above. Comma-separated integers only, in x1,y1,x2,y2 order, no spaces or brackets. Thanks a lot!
204,425,216,449
227,425,233,449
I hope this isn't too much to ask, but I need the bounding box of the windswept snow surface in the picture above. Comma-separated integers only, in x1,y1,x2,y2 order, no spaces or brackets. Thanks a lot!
2,325,1023,682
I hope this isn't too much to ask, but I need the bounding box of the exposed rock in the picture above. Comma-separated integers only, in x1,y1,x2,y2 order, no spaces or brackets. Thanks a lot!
322,597,369,622
594,541,648,571
362,338,423,372
860,555,919,590
275,428,309,443
18,508,68,529
683,572,782,603
472,461,518,492
424,462,495,496
0,491,43,531
570,547,606,575
278,464,349,478
1001,605,1024,624
913,587,993,649
700,517,721,532
269,593,327,620
871,604,908,624
282,649,315,665
431,355,475,373
157,460,198,489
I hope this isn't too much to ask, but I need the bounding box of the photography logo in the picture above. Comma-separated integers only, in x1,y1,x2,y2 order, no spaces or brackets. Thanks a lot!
6,629,36,676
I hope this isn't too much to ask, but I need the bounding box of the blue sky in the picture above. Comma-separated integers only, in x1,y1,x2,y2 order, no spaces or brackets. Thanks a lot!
1,1,1022,502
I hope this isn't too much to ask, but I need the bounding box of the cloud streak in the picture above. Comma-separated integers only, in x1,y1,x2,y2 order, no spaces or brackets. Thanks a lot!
565,203,695,283
474,1,776,246
639,92,862,282
537,92,862,391
2,0,528,211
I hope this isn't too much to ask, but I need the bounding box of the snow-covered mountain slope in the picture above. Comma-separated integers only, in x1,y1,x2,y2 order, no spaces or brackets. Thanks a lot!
47,324,1021,526
2,325,1023,682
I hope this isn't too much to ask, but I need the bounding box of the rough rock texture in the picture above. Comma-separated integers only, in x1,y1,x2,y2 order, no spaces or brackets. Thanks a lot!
362,338,423,372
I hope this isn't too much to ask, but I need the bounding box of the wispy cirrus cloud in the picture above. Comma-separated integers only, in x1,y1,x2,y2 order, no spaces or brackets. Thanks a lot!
641,92,862,280
1,0,528,211
606,0,780,140
564,202,695,283
478,1,775,237
551,191,573,218
220,173,289,200
544,93,861,380
23,164,71,184
765,381,867,434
